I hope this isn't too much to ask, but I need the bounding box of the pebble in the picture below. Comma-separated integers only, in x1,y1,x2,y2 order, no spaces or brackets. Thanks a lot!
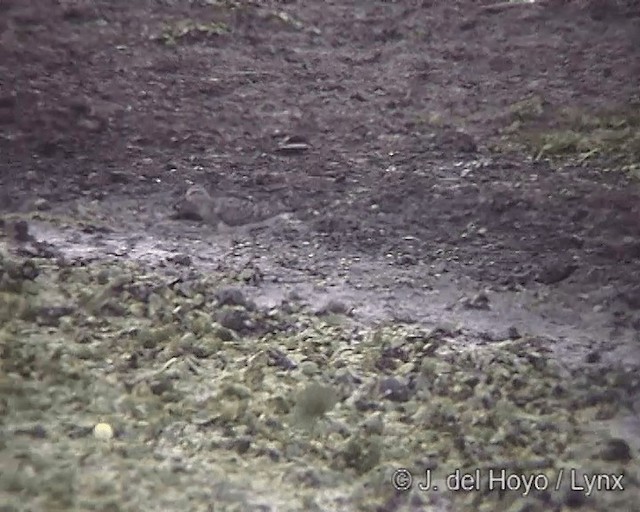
379,376,411,402
93,422,114,440
34,198,50,211
600,438,632,462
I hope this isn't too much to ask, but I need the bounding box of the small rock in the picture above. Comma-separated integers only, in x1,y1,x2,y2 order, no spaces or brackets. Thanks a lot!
379,377,411,402
316,299,352,316
287,289,304,301
563,491,586,508
585,351,601,364
10,220,32,242
600,438,632,462
267,348,297,370
216,306,250,332
214,326,236,341
34,198,50,211
507,326,521,339
168,254,191,266
536,263,578,285
216,287,254,309
232,436,252,455
354,398,379,412
396,254,417,265
440,129,477,153
36,306,75,327
108,170,130,184
150,377,173,396
93,422,114,440
274,134,311,154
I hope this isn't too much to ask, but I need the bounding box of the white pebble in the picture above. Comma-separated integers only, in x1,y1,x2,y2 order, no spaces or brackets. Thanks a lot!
93,422,114,440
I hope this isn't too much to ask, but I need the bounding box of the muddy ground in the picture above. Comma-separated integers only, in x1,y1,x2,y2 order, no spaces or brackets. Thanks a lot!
1,1,640,511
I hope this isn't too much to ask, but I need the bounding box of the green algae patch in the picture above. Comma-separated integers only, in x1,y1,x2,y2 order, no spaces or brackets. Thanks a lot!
0,245,639,511
494,96,640,174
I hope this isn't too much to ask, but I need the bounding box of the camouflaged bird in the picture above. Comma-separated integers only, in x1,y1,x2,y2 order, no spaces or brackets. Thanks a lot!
179,185,292,234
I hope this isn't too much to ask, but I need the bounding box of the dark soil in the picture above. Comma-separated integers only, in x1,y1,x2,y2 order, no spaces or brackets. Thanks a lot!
2,0,640,295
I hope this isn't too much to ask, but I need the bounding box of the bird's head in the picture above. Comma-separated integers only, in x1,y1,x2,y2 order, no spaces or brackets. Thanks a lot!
185,185,211,204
